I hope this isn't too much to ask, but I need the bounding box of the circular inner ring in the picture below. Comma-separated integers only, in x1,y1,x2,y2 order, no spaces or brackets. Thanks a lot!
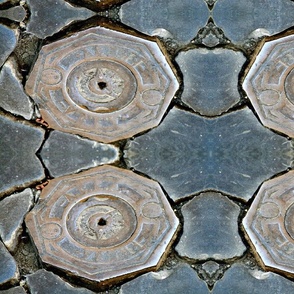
66,195,137,248
285,67,294,105
66,60,137,113
285,203,294,240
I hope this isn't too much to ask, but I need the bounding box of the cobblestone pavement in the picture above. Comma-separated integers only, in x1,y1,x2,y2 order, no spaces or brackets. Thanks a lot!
0,0,294,293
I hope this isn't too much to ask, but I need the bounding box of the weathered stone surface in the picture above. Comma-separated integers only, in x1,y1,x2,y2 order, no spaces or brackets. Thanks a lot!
243,34,294,138
0,242,19,287
176,192,246,260
176,48,245,116
124,107,291,201
25,26,178,143
120,263,209,294
26,269,95,294
0,25,17,67
0,114,45,196
40,130,119,177
26,166,179,286
213,0,294,43
0,287,26,294
0,189,34,252
26,0,95,39
213,263,294,294
0,6,26,22
0,58,35,120
243,171,294,276
120,0,209,44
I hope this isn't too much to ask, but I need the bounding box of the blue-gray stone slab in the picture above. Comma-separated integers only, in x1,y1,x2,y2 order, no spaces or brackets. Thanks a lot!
0,25,17,68
0,58,35,120
120,263,209,294
0,287,26,294
120,0,209,44
0,189,34,252
0,115,45,196
0,6,26,22
176,48,245,116
213,0,294,43
124,107,291,201
26,269,95,294
213,263,294,294
0,242,19,287
40,130,119,178
176,192,246,260
26,0,95,39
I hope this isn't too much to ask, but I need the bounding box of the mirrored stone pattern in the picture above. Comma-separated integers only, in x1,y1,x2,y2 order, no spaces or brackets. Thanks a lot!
0,0,294,293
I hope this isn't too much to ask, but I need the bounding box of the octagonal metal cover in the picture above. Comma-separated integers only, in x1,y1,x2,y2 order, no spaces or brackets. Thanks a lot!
25,26,179,143
243,171,294,276
25,166,179,285
243,33,294,137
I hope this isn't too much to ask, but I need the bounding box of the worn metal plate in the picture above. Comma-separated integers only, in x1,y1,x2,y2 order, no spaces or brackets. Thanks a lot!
243,34,294,138
25,26,179,143
243,171,294,276
25,166,178,286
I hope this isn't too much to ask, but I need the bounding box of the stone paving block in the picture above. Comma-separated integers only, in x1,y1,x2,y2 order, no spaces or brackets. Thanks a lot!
25,166,179,287
0,287,26,294
243,34,294,138
176,48,245,116
124,107,291,201
0,242,19,287
0,6,26,22
26,0,95,39
213,263,294,294
25,26,178,143
0,115,45,196
40,130,119,177
0,24,18,68
0,189,34,253
0,57,35,120
120,0,209,44
26,269,95,294
213,0,294,43
243,171,294,277
120,263,209,294
176,192,246,260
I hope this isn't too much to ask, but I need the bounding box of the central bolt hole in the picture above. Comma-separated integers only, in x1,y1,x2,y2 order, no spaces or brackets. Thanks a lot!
98,218,107,226
98,81,107,90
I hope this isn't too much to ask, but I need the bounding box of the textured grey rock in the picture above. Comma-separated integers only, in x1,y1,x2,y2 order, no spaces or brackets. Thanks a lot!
26,0,95,39
0,25,18,67
120,263,209,294
26,269,95,294
0,115,45,196
213,0,294,43
0,287,26,294
0,58,35,120
0,242,19,287
213,263,294,294
176,48,245,116
0,189,34,252
120,0,209,44
0,6,26,22
176,192,246,260
40,130,119,177
124,107,292,201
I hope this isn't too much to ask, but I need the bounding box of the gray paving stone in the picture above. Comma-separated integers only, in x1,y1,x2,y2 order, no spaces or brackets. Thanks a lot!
0,287,26,294
26,0,95,39
26,269,95,294
176,48,245,116
213,263,294,294
124,107,291,201
0,189,34,252
120,263,209,294
0,25,18,68
120,0,209,44
0,115,45,196
0,242,19,287
40,130,119,177
0,6,26,22
0,57,35,120
213,0,294,43
176,192,246,260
